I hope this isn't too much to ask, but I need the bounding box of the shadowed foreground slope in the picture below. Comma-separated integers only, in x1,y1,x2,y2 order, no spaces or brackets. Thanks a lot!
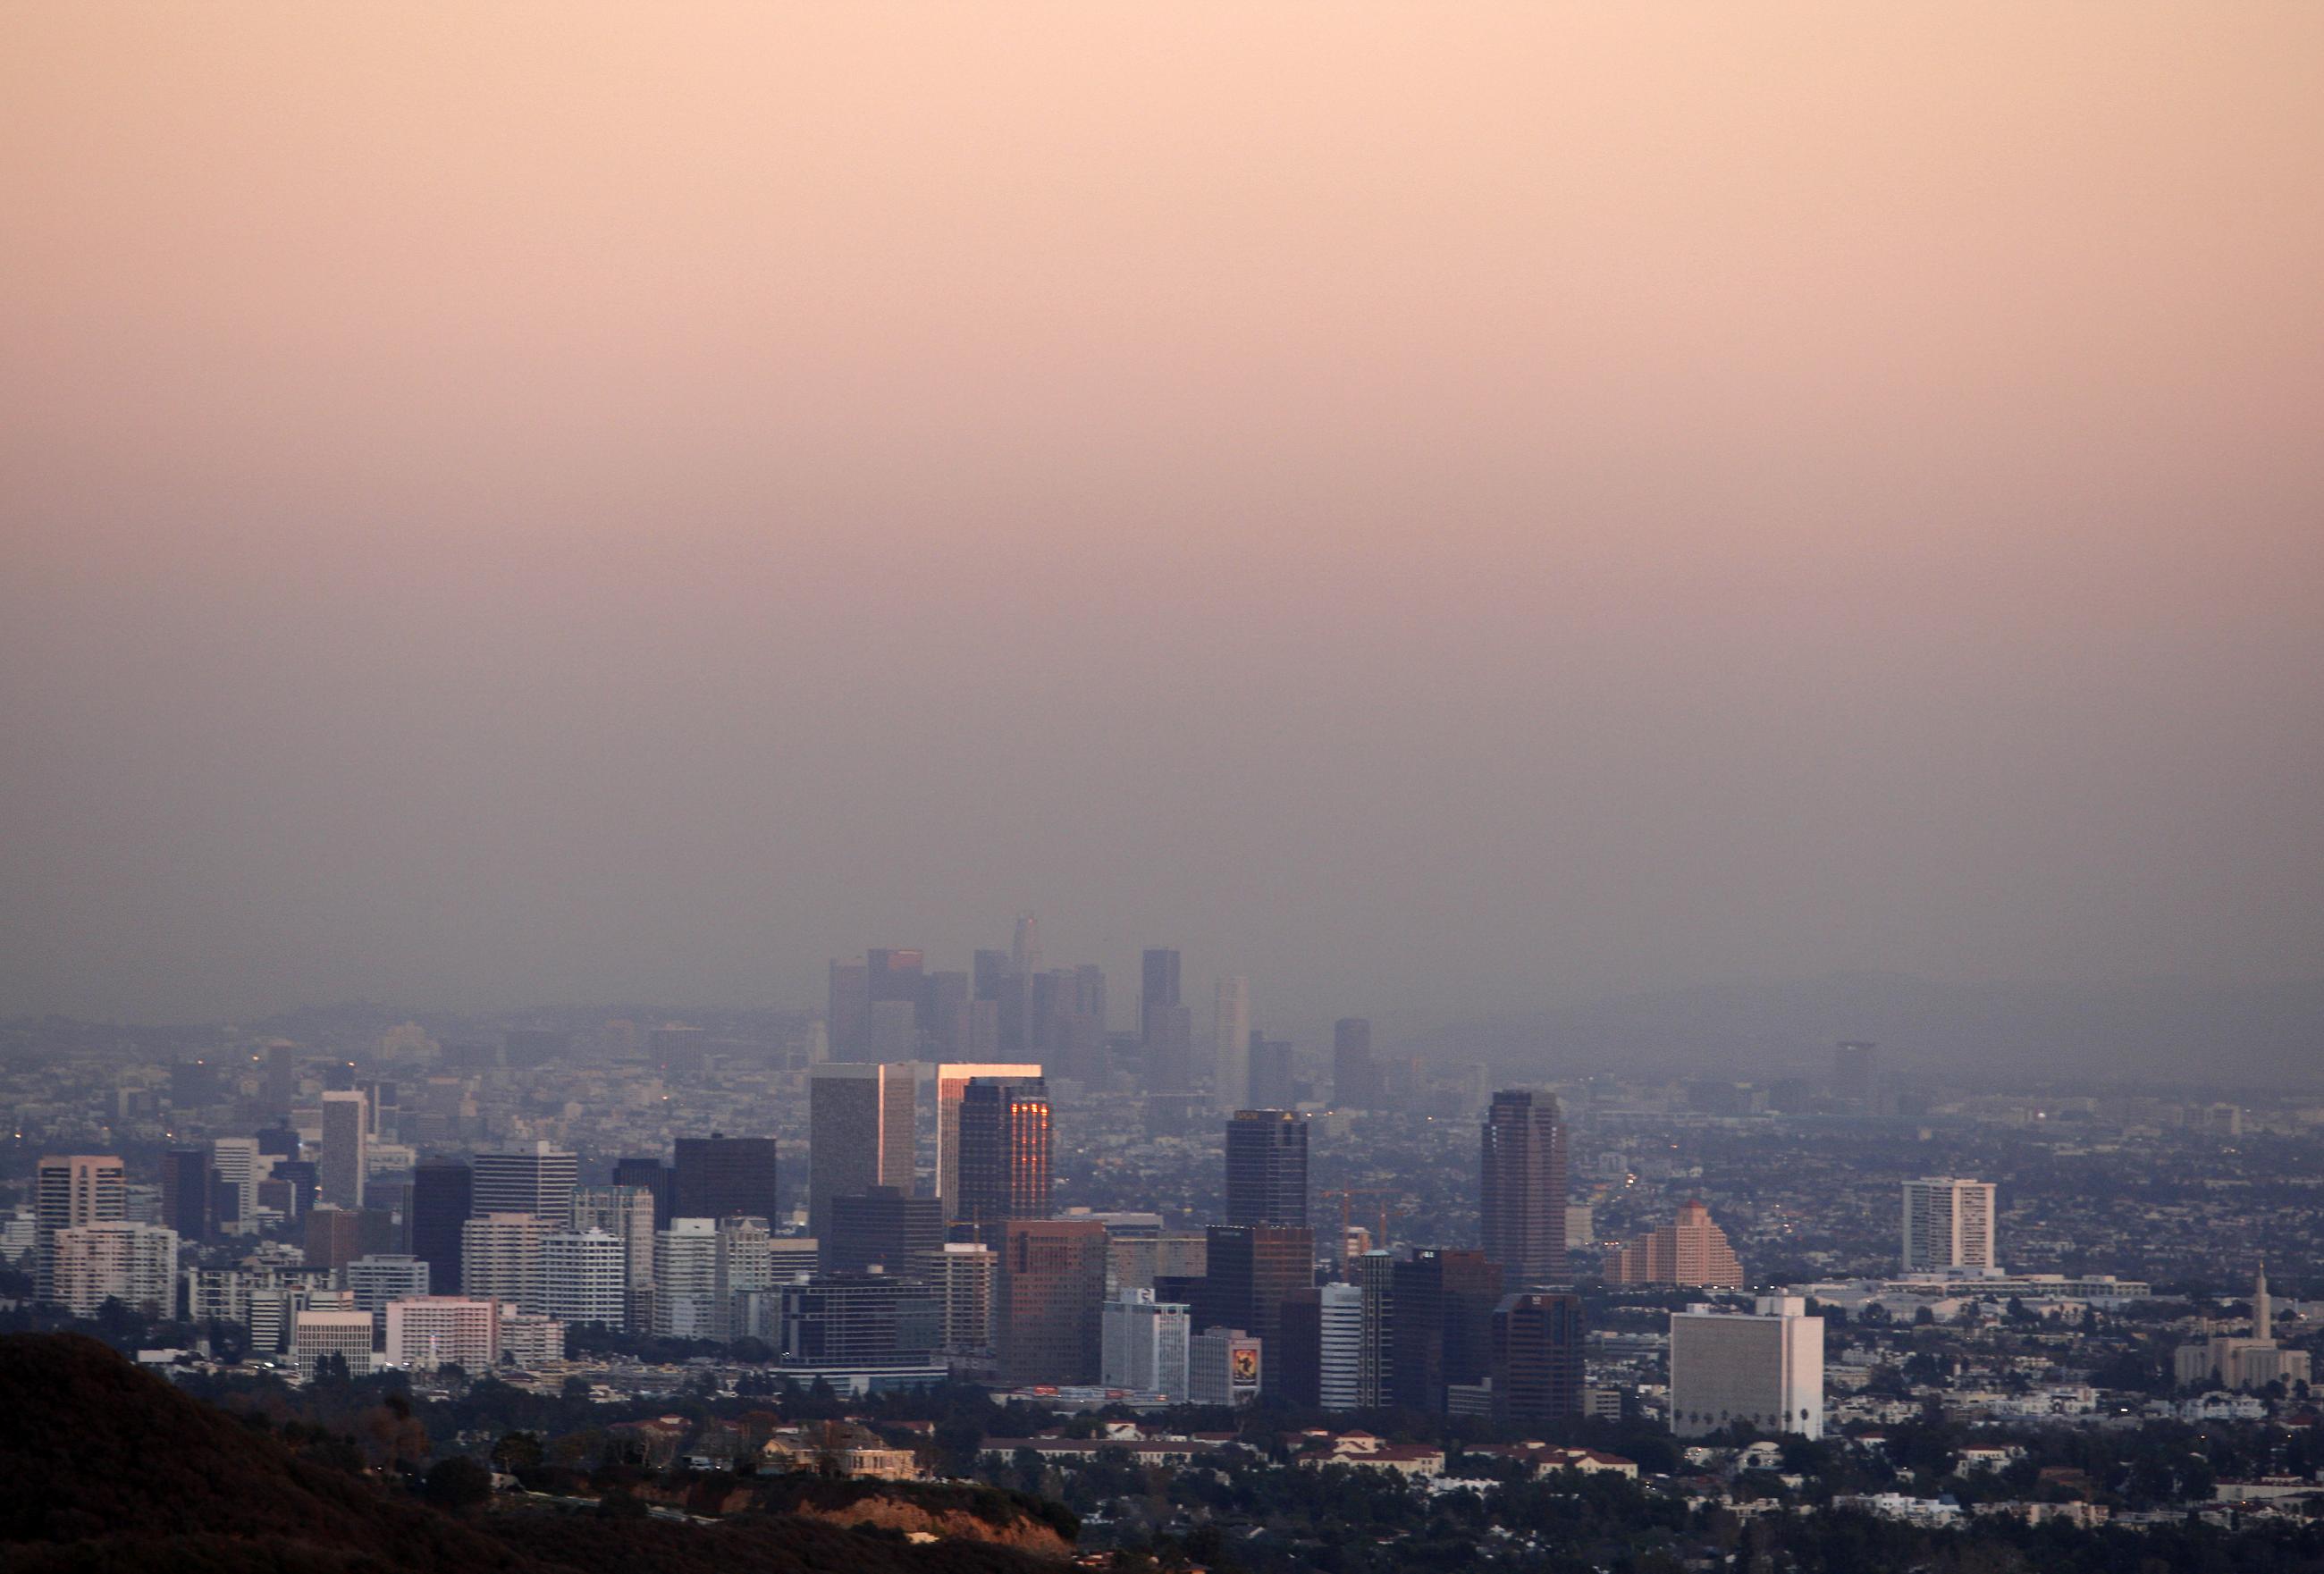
0,1334,1058,1574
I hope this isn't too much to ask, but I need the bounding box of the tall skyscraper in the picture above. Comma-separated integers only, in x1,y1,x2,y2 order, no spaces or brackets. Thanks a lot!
1479,1089,1568,1284
1901,1177,1997,1272
653,1217,721,1339
956,1076,1052,1243
461,1212,549,1308
319,1090,368,1208
1670,1296,1824,1439
672,1132,779,1224
1350,1248,1395,1410
210,1138,260,1224
408,1161,473,1300
973,948,1011,1002
1491,1292,1587,1427
1010,913,1041,976
827,960,871,1057
540,1228,627,1327
997,1217,1107,1385
470,1143,579,1221
160,1148,215,1243
1144,1006,1194,1094
1333,1019,1378,1110
1200,1223,1315,1389
1212,976,1251,1112
611,1156,672,1229
1139,939,1180,1088
826,1186,946,1275
36,1155,126,1303
1225,1110,1309,1227
570,1183,658,1330
808,1064,915,1239
1605,1199,1745,1287
1248,1036,1297,1111
1391,1248,1503,1415
932,1062,1042,1216
1316,1281,1367,1411
920,1242,996,1355
1102,1288,1191,1400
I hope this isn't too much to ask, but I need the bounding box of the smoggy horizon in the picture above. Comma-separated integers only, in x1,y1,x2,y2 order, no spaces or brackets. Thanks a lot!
4,4,2320,1033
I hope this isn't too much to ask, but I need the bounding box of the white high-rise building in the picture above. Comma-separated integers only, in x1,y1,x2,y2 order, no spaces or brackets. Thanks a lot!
51,1221,178,1317
471,1143,579,1221
932,1064,1042,1217
540,1228,627,1327
291,1308,377,1378
653,1217,721,1340
570,1183,657,1328
319,1091,368,1208
1102,1288,1191,1399
1669,1295,1824,1440
1900,1178,1997,1273
920,1242,995,1355
1317,1281,1366,1412
36,1155,127,1302
461,1212,550,1309
384,1295,501,1371
346,1254,431,1311
1212,977,1251,1113
210,1138,261,1224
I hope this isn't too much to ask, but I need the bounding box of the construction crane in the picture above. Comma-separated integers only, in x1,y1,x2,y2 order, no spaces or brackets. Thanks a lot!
1318,1187,1402,1253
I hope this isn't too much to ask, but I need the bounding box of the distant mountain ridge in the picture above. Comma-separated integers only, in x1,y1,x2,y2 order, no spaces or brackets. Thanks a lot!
1410,972,2324,1088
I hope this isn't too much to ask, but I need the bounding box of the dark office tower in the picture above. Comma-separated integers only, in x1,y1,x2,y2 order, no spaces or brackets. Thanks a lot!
257,1124,301,1160
1140,948,1183,1041
828,960,871,1056
996,970,1035,1056
264,1043,299,1115
1333,1019,1378,1110
827,1186,947,1275
1832,1041,1880,1105
1225,1110,1309,1227
1491,1292,1586,1427
1391,1248,1504,1415
502,1030,569,1070
673,1132,779,1224
1249,1036,1297,1111
866,948,925,1006
973,948,1011,1003
272,1159,319,1217
809,1064,916,1240
304,1206,364,1280
956,1077,1052,1244
924,972,971,1055
409,1161,472,1298
1200,1224,1315,1390
997,1217,1106,1385
612,1157,672,1229
1277,1287,1325,1408
1011,913,1040,975
1350,1249,1395,1409
160,1148,215,1243
1480,1090,1568,1284
1145,1005,1194,1093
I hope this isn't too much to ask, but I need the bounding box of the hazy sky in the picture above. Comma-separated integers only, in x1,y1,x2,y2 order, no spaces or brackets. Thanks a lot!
4,4,2320,1028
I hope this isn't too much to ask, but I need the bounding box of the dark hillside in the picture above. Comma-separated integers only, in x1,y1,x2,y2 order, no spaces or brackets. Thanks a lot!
0,1335,1062,1574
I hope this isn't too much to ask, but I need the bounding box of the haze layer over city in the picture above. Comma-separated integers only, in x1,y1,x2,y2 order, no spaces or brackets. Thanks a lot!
3,7,2322,1574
